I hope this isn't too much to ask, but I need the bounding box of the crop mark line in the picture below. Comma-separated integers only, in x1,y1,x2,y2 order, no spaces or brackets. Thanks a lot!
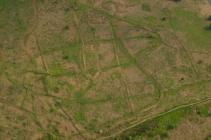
35,37,49,73
0,97,44,131
84,12,102,72
91,18,164,135
97,77,211,139
109,20,135,113
58,105,87,140
40,76,88,140
122,79,134,113
71,7,87,71
109,19,162,100
173,33,199,77
23,0,39,59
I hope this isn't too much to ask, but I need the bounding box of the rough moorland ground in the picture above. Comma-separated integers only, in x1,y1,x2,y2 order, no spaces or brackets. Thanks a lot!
0,0,211,140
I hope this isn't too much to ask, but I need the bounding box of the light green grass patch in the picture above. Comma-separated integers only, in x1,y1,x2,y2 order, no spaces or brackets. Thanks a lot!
167,7,211,50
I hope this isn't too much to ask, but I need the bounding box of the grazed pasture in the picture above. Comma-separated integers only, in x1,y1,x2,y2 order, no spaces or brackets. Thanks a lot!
0,0,211,140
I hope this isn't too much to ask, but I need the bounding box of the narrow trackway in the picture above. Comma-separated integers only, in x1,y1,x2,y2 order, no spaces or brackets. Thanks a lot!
23,0,38,50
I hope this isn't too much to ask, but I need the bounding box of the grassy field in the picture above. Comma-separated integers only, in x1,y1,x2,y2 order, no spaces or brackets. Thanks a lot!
0,0,211,140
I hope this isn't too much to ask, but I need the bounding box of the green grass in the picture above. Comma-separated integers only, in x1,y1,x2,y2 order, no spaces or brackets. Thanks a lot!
167,7,211,50
61,42,81,65
196,105,209,117
0,0,22,10
49,64,68,76
207,65,211,73
0,0,33,50
119,107,191,140
142,3,151,12
41,39,81,67
2,1,211,140
118,102,211,140
145,108,190,138
74,111,87,123
205,135,211,140
111,71,122,80
41,133,60,140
